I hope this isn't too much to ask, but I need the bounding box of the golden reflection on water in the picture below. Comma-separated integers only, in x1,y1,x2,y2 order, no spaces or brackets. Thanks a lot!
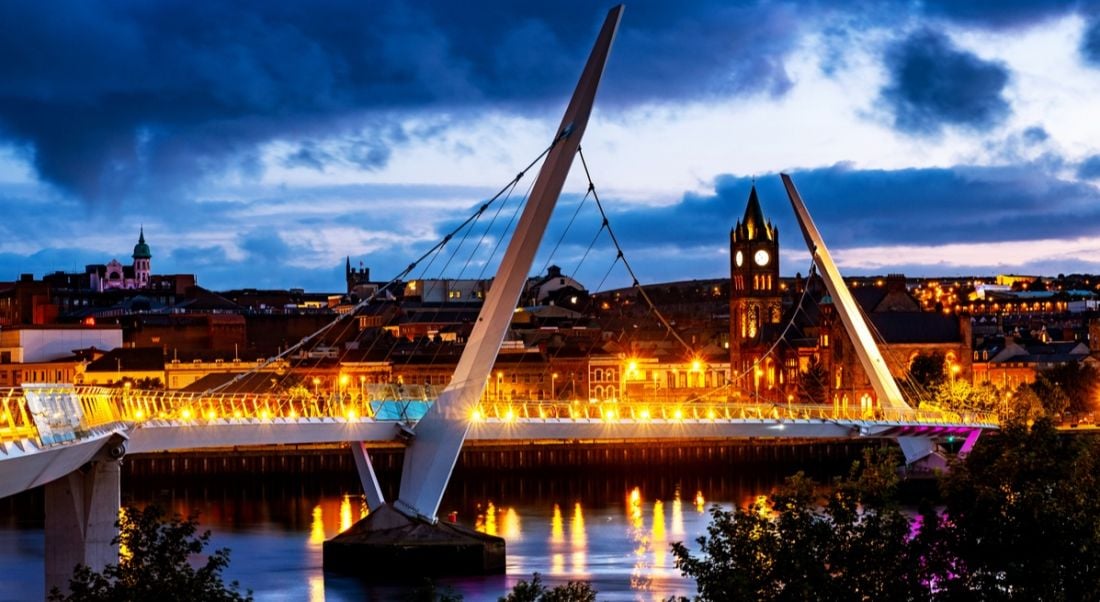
652,499,668,574
308,575,324,602
571,502,587,575
628,487,652,592
339,496,353,533
551,552,565,575
476,502,500,536
694,490,706,513
628,487,643,528
502,507,521,540
308,505,325,546
652,500,666,544
550,504,564,544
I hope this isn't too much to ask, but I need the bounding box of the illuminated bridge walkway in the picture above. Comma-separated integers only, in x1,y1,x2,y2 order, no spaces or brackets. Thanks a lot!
0,383,998,500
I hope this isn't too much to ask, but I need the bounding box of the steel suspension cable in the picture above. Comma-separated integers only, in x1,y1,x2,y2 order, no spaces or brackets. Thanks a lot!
205,138,563,395
576,147,693,355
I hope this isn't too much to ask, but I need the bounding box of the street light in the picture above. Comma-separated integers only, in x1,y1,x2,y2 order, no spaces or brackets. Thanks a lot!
551,373,558,400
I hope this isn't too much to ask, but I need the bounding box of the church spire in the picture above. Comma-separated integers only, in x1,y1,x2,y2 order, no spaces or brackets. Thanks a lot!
732,185,775,243
132,227,152,260
741,186,772,241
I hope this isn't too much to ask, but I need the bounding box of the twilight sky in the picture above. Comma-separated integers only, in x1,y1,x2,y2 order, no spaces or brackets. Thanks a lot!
3,1,1100,291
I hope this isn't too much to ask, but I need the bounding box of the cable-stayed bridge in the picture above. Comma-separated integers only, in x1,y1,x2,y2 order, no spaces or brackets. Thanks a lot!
0,384,997,498
1,4,998,592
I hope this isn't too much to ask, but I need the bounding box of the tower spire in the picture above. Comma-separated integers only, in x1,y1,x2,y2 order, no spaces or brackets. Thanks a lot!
741,185,772,241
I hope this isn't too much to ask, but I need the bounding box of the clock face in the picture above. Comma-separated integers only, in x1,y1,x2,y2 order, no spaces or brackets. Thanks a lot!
754,249,770,266
735,250,743,267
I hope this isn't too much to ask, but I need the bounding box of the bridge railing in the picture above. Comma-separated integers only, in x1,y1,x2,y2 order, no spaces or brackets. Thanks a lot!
75,387,998,428
0,385,126,448
467,400,998,426
86,387,436,423
0,388,38,445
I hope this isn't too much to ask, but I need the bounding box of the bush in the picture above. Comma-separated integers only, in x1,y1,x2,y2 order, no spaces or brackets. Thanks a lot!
49,506,251,602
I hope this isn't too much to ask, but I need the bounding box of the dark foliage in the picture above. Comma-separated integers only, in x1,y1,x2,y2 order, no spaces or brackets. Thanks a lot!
498,573,597,602
670,448,928,601
49,506,251,602
671,419,1100,601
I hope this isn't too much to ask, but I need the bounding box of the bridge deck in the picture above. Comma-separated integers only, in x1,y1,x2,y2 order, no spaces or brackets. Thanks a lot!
0,385,997,499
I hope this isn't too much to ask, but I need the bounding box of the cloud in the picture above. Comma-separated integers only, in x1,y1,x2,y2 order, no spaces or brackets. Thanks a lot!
0,1,807,204
919,0,1080,30
587,161,1100,271
1078,154,1100,179
880,29,1011,135
1083,17,1100,65
1022,126,1050,144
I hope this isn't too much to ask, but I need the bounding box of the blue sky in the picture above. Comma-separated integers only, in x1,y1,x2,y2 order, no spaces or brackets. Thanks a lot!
3,1,1100,291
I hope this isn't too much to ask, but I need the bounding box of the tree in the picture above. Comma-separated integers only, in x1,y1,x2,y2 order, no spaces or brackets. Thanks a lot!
1033,362,1099,420
497,573,596,602
929,379,1000,414
908,351,946,389
798,358,828,405
49,506,251,602
670,449,925,601
934,418,1100,599
1004,383,1046,423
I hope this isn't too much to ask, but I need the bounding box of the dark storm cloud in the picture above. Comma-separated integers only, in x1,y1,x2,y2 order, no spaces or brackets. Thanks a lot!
1083,17,1100,64
919,0,1080,29
0,0,803,203
1022,126,1050,144
880,30,1011,135
603,162,1100,256
1077,154,1100,179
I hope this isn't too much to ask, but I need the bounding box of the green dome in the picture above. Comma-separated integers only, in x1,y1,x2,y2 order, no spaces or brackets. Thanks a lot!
132,227,152,260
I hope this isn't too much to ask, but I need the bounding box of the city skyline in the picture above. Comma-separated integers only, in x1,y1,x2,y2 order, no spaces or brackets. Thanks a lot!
2,2,1100,290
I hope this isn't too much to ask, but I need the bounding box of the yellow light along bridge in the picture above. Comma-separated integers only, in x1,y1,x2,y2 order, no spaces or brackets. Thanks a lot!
2,384,998,439
2,383,996,475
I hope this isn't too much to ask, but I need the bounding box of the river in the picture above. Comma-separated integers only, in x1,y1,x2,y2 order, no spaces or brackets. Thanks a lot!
0,447,864,601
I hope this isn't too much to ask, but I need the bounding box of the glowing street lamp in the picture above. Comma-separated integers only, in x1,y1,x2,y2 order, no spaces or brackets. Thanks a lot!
551,373,558,400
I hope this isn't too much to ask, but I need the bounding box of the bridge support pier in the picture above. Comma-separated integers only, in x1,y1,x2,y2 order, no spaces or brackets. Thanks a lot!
897,436,946,471
44,451,121,596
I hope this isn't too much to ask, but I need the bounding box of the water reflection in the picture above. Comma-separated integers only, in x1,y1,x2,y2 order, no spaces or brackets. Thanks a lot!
570,502,587,576
627,487,652,592
309,505,325,546
339,497,353,533
502,507,521,540
308,575,324,602
671,491,685,537
1,465,831,600
550,504,564,545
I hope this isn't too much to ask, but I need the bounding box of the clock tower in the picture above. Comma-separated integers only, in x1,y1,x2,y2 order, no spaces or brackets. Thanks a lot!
730,185,782,399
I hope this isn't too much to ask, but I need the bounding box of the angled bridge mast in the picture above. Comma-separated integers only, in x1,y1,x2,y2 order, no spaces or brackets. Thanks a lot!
781,174,938,464
395,6,624,521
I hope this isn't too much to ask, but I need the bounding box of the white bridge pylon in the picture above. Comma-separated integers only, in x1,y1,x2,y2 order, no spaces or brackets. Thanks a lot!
393,6,625,522
781,174,942,464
